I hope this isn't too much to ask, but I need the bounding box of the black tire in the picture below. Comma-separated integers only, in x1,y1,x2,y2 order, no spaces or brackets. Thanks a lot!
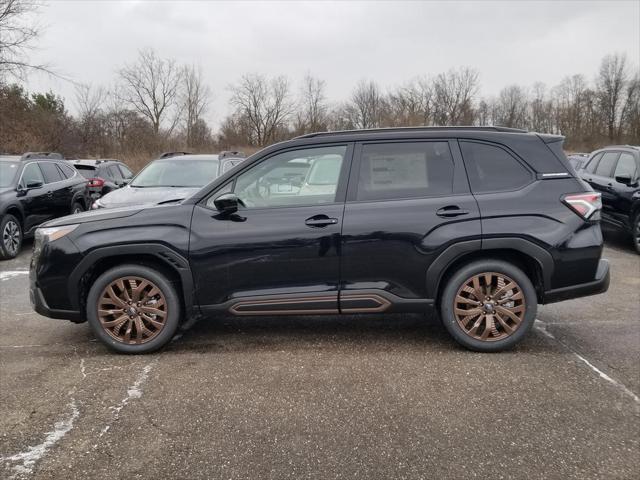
71,202,84,215
633,212,640,255
439,259,537,352
86,264,181,354
0,214,23,260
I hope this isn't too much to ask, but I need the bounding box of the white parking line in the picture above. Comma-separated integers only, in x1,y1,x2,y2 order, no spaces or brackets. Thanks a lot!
0,270,29,281
535,319,640,405
1,400,79,479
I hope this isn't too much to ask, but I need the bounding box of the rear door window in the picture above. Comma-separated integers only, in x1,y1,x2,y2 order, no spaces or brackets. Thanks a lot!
594,152,619,177
584,153,603,174
460,141,532,193
118,164,133,179
39,162,63,184
108,166,124,181
355,142,454,201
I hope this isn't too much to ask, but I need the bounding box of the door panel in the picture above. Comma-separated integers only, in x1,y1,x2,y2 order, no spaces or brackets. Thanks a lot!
340,140,480,301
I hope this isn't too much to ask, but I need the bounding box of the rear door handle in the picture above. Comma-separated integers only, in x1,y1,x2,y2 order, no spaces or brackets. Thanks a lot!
305,215,338,228
436,206,469,218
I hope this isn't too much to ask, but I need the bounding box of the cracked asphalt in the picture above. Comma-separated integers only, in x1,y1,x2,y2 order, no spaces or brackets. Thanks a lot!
1,226,639,480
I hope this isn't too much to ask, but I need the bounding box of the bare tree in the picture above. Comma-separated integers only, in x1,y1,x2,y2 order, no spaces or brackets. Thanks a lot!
180,64,211,148
0,0,51,80
386,78,433,126
596,53,629,141
432,67,479,125
296,74,327,133
347,79,386,129
75,83,107,120
118,48,182,134
229,73,293,146
495,85,529,128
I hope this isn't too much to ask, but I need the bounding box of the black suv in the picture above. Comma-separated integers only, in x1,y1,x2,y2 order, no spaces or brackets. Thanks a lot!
71,159,134,200
30,127,610,353
1,152,90,259
579,145,640,253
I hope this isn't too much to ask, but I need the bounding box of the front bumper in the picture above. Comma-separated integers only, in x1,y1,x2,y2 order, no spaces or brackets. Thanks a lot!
542,258,610,304
30,283,82,321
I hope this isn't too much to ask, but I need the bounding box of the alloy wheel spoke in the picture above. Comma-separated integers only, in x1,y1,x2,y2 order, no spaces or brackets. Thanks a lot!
455,295,480,306
495,305,522,324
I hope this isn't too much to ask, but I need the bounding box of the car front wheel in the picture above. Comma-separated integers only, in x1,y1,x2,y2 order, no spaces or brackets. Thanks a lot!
86,265,181,353
71,202,84,215
439,260,537,352
0,214,23,260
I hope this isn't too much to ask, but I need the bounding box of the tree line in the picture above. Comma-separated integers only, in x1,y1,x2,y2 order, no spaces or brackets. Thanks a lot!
1,43,639,169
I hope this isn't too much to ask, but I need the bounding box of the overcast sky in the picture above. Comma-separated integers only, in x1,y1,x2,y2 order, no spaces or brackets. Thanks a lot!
25,0,640,128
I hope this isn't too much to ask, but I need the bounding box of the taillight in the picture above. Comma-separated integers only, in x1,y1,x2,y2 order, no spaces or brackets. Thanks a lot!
562,192,601,220
88,177,104,187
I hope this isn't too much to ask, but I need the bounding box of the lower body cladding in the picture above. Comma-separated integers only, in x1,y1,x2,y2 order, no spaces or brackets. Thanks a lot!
200,290,432,317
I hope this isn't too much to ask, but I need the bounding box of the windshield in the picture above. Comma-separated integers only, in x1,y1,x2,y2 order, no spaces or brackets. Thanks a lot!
130,159,219,187
0,162,19,187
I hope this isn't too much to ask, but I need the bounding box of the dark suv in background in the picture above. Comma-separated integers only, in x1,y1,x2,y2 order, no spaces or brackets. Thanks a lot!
30,127,609,353
580,145,640,253
1,152,90,259
71,159,133,200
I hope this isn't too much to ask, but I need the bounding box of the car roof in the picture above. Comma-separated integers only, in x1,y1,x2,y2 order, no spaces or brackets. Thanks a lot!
0,155,21,162
71,159,123,166
155,154,219,162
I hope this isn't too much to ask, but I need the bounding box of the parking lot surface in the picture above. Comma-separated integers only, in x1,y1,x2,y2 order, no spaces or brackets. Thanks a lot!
1,228,639,480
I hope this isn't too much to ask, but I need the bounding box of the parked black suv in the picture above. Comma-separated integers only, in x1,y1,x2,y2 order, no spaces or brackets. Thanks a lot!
1,153,90,259
30,127,610,353
579,145,640,253
71,159,133,199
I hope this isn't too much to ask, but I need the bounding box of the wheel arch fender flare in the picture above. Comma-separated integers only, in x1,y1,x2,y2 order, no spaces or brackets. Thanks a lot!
68,243,197,319
426,238,553,300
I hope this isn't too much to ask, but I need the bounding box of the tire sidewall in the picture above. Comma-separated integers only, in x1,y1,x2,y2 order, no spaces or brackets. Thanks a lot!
440,260,537,352
1,214,23,260
633,212,640,254
86,264,181,353
71,202,84,215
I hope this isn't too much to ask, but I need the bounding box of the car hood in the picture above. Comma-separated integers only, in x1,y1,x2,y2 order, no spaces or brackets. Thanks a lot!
98,186,200,208
42,206,143,227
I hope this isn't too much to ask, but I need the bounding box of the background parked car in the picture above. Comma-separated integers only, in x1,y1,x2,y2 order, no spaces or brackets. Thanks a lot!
567,153,590,171
71,159,133,199
580,145,640,253
92,152,246,209
0,152,90,259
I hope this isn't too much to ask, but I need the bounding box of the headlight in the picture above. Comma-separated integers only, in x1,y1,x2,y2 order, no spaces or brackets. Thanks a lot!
33,224,78,266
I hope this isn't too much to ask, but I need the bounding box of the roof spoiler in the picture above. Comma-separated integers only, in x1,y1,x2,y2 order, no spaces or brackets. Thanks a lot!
219,150,246,159
537,134,565,144
158,151,192,159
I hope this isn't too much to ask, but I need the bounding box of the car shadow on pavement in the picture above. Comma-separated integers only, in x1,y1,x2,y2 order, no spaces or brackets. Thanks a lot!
602,225,636,254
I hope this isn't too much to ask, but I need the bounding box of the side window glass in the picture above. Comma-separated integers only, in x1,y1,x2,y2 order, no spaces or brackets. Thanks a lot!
232,146,346,209
595,152,619,177
58,163,76,179
613,153,637,180
109,166,124,180
356,142,454,201
584,153,602,174
21,163,45,187
119,164,133,179
39,162,63,184
460,141,532,193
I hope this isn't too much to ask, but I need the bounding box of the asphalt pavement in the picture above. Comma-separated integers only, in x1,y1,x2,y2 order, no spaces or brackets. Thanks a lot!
1,227,638,480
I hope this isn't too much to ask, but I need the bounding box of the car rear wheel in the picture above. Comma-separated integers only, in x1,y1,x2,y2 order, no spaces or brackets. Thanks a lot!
0,214,22,260
71,202,84,215
439,260,537,352
86,265,181,353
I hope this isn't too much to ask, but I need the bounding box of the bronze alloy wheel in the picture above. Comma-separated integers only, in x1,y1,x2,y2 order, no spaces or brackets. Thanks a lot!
454,272,526,342
98,276,168,344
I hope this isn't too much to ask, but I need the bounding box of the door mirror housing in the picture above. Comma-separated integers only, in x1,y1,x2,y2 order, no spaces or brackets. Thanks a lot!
615,174,634,186
214,193,245,214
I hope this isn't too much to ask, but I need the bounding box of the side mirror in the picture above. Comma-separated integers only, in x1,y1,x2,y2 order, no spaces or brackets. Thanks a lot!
213,193,245,215
615,174,633,186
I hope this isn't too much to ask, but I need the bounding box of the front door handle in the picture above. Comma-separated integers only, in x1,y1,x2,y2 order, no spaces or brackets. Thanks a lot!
305,215,338,228
436,205,469,218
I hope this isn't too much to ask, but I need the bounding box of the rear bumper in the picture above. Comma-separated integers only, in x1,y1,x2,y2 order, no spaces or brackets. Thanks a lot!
542,258,610,304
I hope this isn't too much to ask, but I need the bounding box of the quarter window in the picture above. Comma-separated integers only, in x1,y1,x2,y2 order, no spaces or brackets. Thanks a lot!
460,141,532,193
119,164,133,179
232,146,346,208
57,163,76,179
355,142,454,201
594,152,619,177
613,153,637,180
38,162,63,184
584,153,603,174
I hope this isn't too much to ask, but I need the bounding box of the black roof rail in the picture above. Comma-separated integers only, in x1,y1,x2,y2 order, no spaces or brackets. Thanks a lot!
20,152,64,160
605,145,639,150
219,150,246,159
158,151,192,159
295,126,528,139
